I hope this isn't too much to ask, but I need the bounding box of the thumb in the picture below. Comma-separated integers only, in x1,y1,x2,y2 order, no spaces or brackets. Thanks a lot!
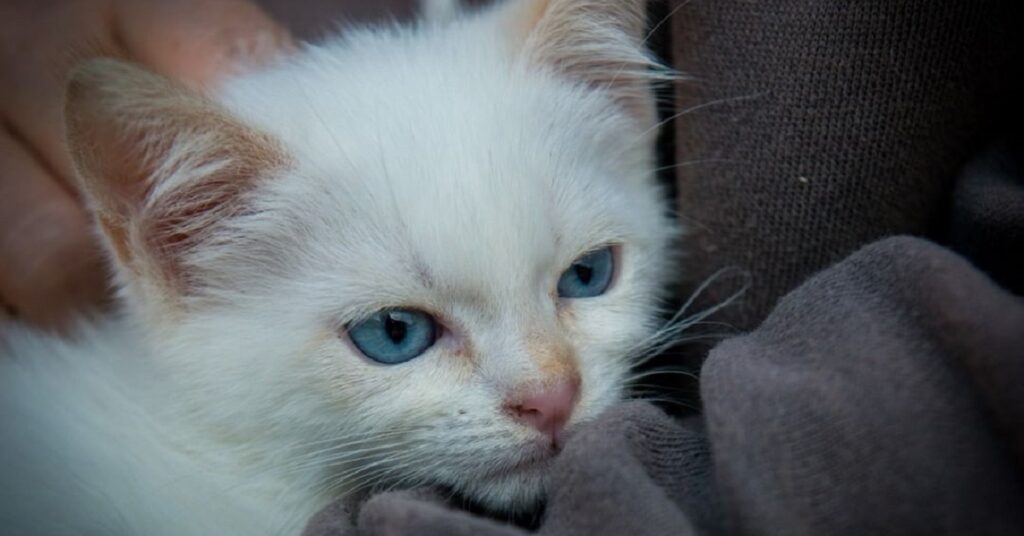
114,0,295,90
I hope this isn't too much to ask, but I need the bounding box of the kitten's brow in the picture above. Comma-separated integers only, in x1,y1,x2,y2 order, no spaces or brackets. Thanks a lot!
413,256,435,289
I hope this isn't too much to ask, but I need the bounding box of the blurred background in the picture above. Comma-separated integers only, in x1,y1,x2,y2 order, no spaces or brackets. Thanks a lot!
257,0,487,39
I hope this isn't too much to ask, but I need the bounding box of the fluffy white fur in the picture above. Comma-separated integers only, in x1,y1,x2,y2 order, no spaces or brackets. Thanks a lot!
0,1,675,534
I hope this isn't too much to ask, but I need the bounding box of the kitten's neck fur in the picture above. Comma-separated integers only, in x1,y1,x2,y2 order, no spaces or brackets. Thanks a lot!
0,318,326,535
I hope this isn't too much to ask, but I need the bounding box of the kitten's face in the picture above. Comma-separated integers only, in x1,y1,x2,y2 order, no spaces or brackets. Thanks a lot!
65,0,673,510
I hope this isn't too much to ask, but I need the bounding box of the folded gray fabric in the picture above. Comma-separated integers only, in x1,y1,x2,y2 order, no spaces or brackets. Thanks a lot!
304,235,1024,535
702,236,1024,535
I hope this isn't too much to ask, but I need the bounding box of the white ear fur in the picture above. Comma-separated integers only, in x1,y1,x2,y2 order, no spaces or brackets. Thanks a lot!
509,0,667,127
64,58,288,298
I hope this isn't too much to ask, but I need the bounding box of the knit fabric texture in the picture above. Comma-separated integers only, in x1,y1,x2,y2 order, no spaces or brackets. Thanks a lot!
671,0,1022,330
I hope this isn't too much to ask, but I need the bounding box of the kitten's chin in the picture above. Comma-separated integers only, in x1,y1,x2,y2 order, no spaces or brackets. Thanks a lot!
447,450,560,514
455,463,550,514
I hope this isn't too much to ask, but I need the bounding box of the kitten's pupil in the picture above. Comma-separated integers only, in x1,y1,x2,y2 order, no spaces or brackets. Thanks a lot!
385,314,407,343
574,263,593,285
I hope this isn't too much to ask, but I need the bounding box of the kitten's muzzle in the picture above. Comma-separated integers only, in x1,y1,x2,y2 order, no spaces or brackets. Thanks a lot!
503,376,580,449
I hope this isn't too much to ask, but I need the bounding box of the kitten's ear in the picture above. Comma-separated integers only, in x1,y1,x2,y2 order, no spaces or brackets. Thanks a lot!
507,0,664,128
65,58,288,297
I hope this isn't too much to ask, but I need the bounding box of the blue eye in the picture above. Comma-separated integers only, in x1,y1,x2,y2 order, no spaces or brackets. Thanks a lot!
557,246,615,299
348,309,437,365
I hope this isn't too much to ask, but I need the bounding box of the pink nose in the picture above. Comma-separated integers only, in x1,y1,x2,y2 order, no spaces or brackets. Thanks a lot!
505,378,580,445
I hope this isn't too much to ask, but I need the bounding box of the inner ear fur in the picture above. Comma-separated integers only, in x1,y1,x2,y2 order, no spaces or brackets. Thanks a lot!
512,0,670,128
64,58,289,293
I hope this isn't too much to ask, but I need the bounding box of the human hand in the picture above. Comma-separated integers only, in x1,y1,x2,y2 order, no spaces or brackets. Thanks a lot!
0,0,292,330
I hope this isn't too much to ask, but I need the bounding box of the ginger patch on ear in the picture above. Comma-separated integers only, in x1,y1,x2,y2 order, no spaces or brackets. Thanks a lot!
64,58,289,294
506,0,666,128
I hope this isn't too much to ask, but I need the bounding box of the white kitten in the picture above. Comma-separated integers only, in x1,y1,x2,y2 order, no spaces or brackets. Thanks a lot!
0,0,675,534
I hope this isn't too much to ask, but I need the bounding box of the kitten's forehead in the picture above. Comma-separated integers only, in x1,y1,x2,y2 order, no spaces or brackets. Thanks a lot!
217,19,652,314
286,115,571,306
